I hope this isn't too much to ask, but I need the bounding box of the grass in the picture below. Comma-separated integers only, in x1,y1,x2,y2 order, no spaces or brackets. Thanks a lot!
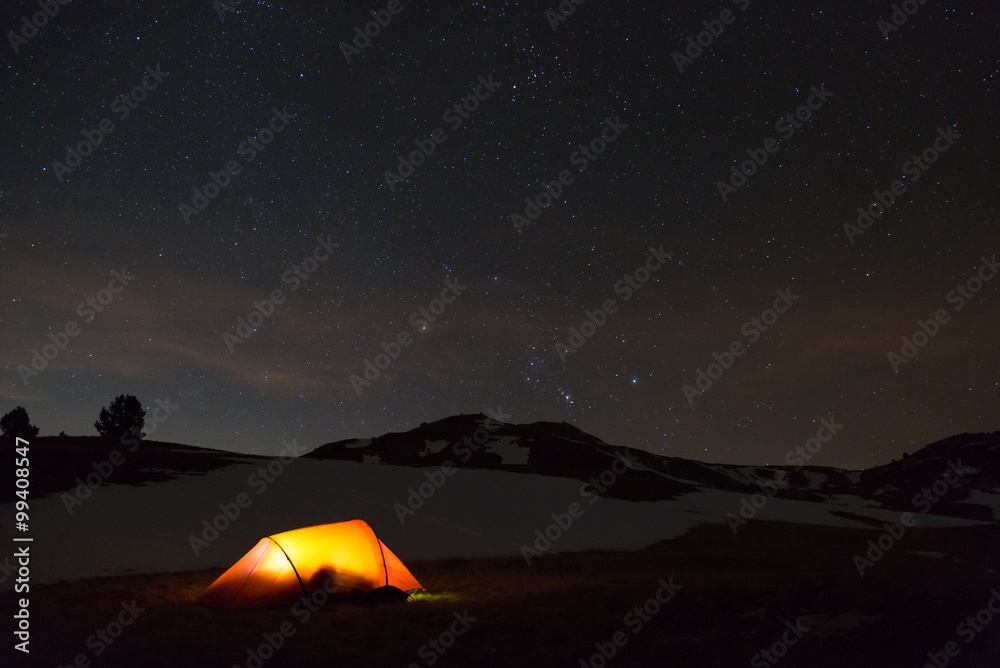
4,521,999,667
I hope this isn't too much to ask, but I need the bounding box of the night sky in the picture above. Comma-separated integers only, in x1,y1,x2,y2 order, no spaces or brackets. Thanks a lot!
2,0,997,469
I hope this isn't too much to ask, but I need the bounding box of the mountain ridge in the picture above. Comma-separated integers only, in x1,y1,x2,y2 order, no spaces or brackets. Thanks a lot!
3,420,998,522
303,415,1000,520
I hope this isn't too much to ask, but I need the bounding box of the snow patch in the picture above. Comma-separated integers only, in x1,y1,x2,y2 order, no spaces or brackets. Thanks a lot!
906,551,947,559
418,439,451,457
344,439,372,449
958,490,1000,520
362,454,383,464
661,473,704,486
819,494,881,508
485,436,530,466
797,613,883,639
1,460,705,586
3,455,991,588
736,466,769,485
477,416,505,432
704,464,780,487
802,471,828,490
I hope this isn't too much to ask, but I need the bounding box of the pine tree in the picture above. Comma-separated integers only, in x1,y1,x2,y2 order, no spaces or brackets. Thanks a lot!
0,407,39,439
94,395,146,441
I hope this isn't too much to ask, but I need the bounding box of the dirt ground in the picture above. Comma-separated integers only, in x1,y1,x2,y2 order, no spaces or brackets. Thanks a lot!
4,521,999,667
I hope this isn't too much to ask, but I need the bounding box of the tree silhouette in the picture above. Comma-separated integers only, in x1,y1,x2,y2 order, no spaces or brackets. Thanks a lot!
94,395,146,441
0,407,39,440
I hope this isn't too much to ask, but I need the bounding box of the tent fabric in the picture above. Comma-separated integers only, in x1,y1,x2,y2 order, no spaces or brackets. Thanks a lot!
200,519,423,610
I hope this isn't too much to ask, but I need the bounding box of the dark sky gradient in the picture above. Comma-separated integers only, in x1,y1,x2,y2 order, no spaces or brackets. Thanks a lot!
2,1,997,468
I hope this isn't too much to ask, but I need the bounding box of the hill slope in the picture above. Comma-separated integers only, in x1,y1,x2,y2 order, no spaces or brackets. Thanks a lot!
304,415,1000,520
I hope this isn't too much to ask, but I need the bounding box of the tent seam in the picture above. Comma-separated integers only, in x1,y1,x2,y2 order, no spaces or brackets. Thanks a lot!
270,535,308,596
227,537,272,608
359,519,391,588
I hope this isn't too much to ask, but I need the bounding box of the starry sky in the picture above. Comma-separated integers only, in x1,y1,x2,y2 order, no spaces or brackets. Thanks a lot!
1,0,997,469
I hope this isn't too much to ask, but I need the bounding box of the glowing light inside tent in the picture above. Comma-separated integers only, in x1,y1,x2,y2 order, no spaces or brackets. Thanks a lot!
199,519,422,611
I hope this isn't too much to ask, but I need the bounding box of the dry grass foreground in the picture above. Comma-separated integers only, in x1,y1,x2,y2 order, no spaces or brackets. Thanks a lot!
3,521,999,667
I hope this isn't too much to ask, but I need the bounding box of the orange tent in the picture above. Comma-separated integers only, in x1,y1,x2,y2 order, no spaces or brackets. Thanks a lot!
200,519,423,610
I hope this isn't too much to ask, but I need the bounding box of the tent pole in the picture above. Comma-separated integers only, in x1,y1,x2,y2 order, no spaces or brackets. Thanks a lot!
271,537,307,596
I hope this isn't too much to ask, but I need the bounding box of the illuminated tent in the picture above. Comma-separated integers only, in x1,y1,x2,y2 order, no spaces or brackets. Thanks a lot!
200,519,423,611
